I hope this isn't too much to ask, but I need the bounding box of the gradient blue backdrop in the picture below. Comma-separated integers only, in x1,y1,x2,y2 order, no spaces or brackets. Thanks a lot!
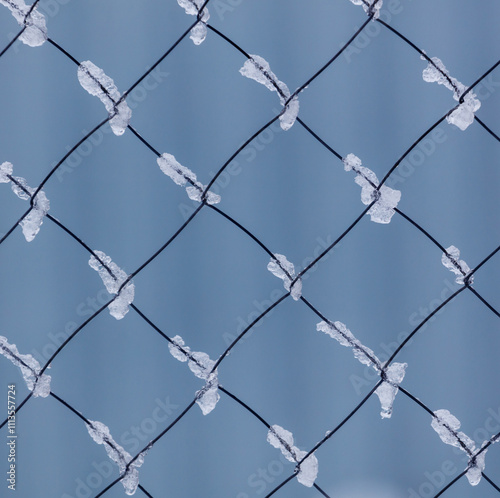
0,1,499,497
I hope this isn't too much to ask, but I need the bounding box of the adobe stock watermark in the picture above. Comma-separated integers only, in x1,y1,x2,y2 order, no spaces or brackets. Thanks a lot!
179,115,284,221
235,452,293,497
30,285,120,365
385,72,500,189
349,277,457,395
342,0,411,64
222,234,334,346
408,405,500,497
213,0,246,21
55,66,169,183
61,396,179,498
384,127,447,189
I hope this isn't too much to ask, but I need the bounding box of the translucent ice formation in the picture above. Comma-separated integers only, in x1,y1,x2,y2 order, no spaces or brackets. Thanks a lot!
89,251,135,320
441,245,473,285
267,254,302,301
177,0,210,45
78,61,132,136
349,0,383,19
422,56,480,131
87,420,146,495
0,163,50,242
0,335,51,397
168,335,220,415
240,54,299,130
431,409,487,486
343,153,401,224
157,153,220,204
267,424,318,487
0,0,47,46
317,320,407,418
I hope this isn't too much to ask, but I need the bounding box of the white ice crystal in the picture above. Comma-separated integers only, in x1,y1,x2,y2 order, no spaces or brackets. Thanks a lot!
343,153,401,224
316,320,407,418
0,0,47,47
177,0,210,45
422,56,480,131
467,444,488,487
267,254,302,301
441,245,473,285
374,362,407,419
19,190,49,242
86,420,146,495
240,54,300,131
316,320,380,368
168,335,220,415
267,425,318,487
0,335,51,397
3,168,50,242
89,251,135,320
0,162,13,183
77,61,132,136
349,0,383,19
157,153,220,205
431,409,487,486
186,182,221,204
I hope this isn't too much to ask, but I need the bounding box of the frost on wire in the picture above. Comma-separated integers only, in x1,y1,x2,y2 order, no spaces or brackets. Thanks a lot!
0,162,50,242
441,245,473,285
267,254,302,301
239,55,299,131
422,56,481,131
157,153,220,204
349,0,383,19
316,321,407,418
177,0,210,45
168,335,220,415
77,61,132,136
343,154,401,224
267,425,318,487
86,420,146,495
0,0,47,47
88,251,135,320
431,409,487,486
0,336,51,397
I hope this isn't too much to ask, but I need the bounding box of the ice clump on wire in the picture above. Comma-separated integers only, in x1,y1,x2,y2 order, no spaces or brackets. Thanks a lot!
0,161,13,183
0,163,50,242
0,336,51,397
375,362,407,419
267,425,318,487
168,335,219,415
267,254,302,301
0,0,47,46
431,409,487,486
348,0,383,19
86,420,146,495
77,61,132,136
343,153,401,224
177,0,210,45
239,55,299,131
441,245,473,285
422,56,480,131
317,320,379,368
157,153,220,204
88,251,135,320
317,320,407,418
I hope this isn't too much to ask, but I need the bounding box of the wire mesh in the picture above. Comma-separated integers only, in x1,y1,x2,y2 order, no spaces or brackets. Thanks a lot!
0,0,499,497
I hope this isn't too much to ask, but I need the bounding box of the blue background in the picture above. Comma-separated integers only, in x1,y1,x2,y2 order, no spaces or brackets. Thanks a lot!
0,1,499,497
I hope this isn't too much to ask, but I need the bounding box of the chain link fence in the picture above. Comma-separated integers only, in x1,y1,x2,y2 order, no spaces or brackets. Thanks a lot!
0,0,499,496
